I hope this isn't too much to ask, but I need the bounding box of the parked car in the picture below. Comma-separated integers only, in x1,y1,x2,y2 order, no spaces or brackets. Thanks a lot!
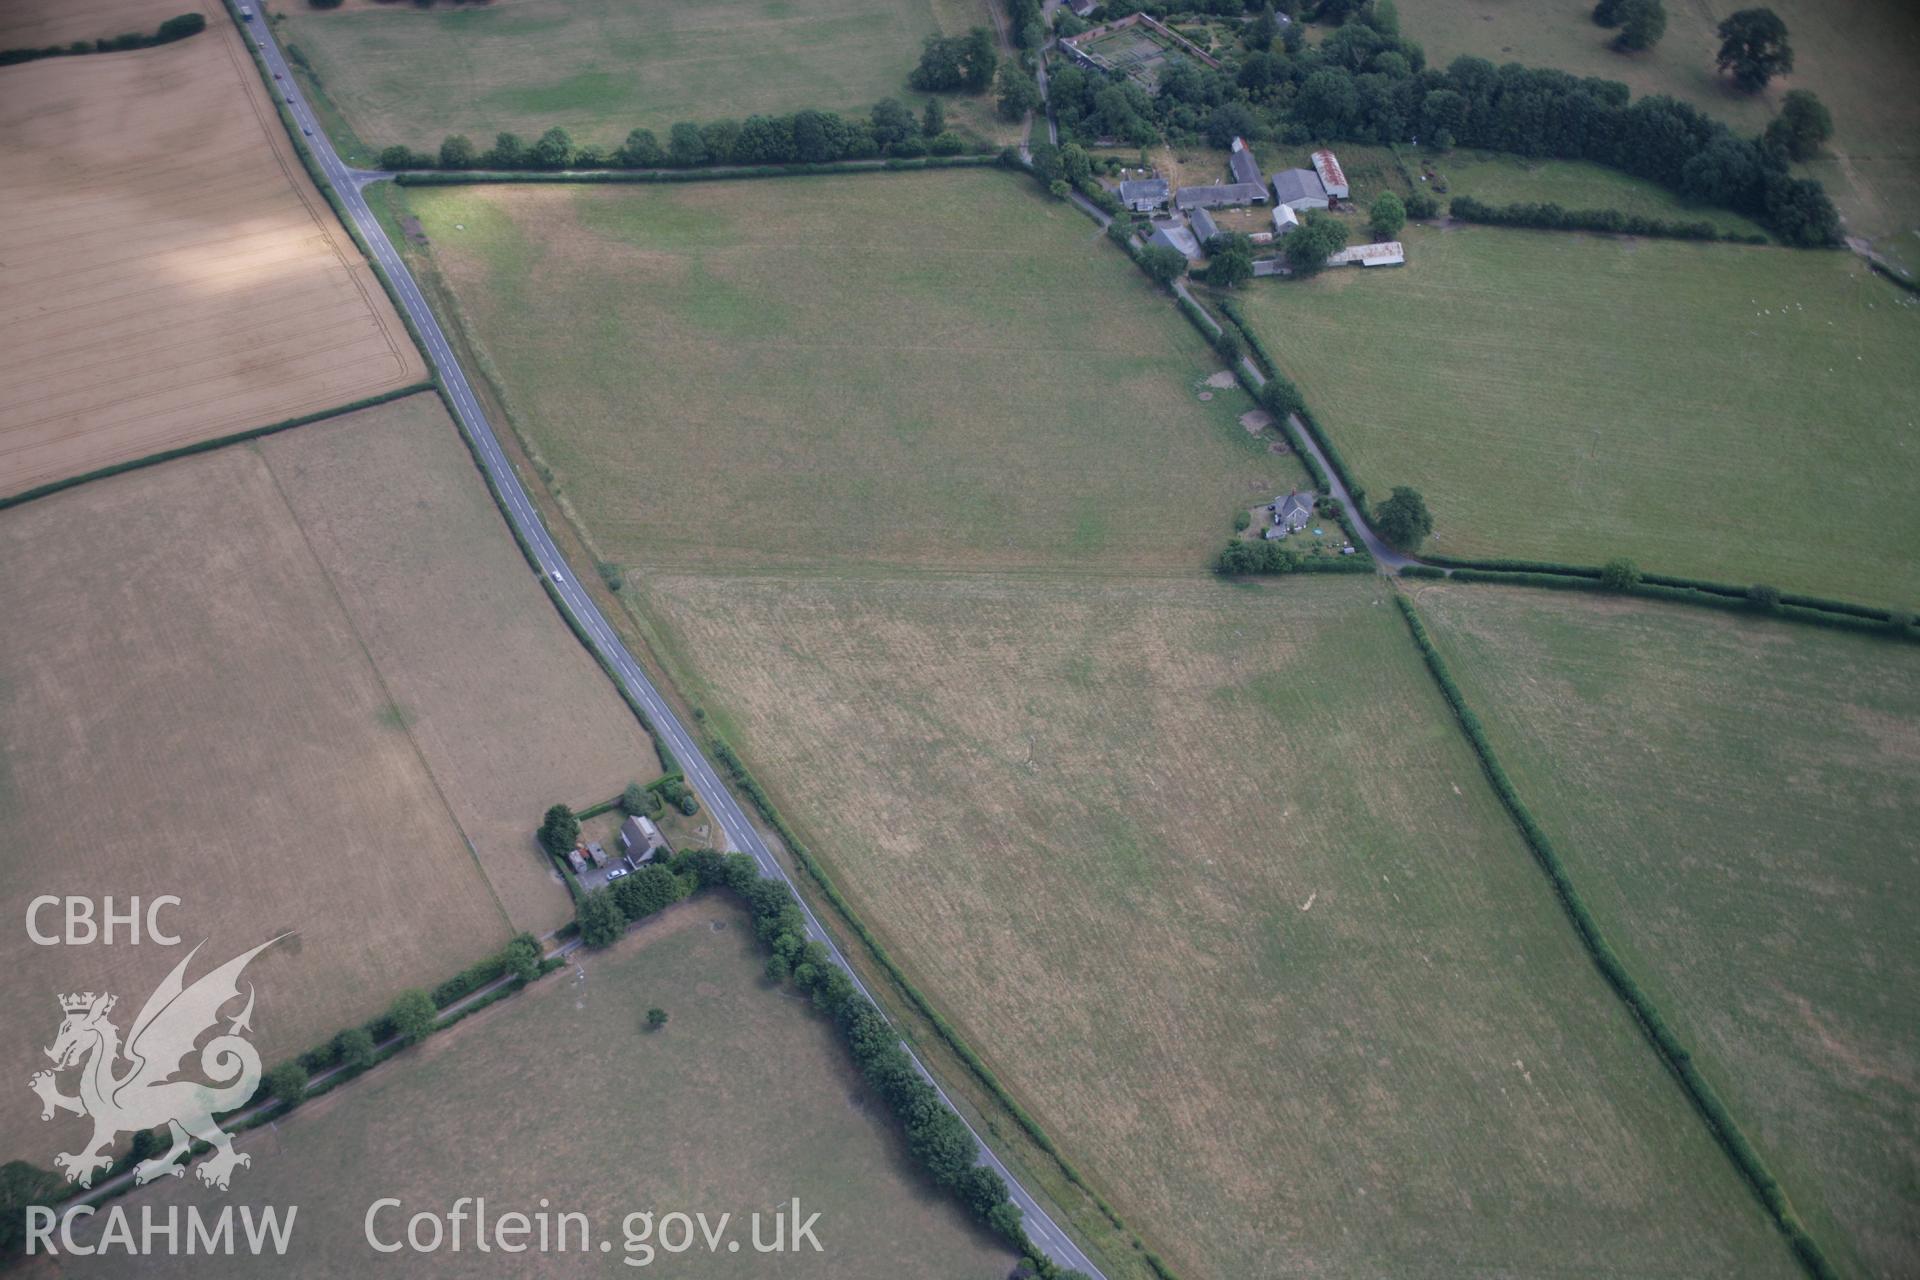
605,867,629,881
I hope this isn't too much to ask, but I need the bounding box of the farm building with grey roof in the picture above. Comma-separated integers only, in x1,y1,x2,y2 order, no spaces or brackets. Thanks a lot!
1175,183,1268,211
1117,177,1169,211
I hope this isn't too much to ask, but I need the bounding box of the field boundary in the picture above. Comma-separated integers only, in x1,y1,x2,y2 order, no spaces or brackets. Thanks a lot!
1402,562,1917,638
393,154,1002,186
0,383,432,513
1391,589,1841,1280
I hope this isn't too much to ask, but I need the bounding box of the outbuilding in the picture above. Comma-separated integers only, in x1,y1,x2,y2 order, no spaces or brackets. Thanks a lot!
1270,168,1328,213
1327,240,1406,267
1311,149,1349,201
1271,204,1300,236
1148,223,1202,261
1228,137,1263,188
1174,182,1268,211
1189,206,1221,248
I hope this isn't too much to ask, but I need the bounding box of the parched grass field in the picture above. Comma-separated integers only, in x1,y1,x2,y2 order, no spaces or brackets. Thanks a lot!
401,171,1307,575
1236,224,1920,605
77,898,1015,1278
0,443,511,1165
1396,0,1920,273
257,393,663,932
0,1,424,498
634,571,1794,1278
275,0,1001,160
1411,584,1920,1279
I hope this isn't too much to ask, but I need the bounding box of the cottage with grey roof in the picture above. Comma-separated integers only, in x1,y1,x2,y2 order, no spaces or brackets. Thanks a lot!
1117,177,1169,212
1264,491,1315,538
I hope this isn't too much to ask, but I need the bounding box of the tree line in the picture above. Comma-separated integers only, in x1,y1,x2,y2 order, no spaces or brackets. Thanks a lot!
564,847,1091,1279
391,96,984,172
1,11,203,66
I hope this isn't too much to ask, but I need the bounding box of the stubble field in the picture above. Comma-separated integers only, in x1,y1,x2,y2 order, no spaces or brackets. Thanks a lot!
0,0,186,48
399,171,1307,576
62,898,1015,1278
633,571,1794,1278
1235,224,1920,605
0,0,424,499
1411,583,1920,1279
1396,0,1920,274
0,443,512,1165
256,393,663,932
2,391,675,1163
275,0,1000,160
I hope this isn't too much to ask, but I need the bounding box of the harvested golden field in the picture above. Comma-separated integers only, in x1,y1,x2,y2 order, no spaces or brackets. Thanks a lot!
71,898,1015,1278
636,570,1794,1278
0,1,423,499
257,393,663,933
0,0,185,48
0,443,512,1165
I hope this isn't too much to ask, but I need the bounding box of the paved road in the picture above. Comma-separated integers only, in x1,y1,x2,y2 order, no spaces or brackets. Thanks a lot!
241,10,1102,1275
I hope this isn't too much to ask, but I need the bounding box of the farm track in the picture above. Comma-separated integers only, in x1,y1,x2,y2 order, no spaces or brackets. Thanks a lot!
240,11,1105,1275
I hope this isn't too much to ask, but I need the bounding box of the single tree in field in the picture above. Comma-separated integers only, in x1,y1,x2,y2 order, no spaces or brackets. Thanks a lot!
1139,243,1191,284
1716,8,1792,92
1592,0,1625,25
1369,191,1406,239
387,990,437,1045
1765,89,1833,160
646,1007,669,1030
265,1062,309,1106
1611,0,1665,50
1372,487,1433,552
1600,557,1642,590
334,1027,376,1071
922,97,946,138
438,134,474,168
538,803,579,856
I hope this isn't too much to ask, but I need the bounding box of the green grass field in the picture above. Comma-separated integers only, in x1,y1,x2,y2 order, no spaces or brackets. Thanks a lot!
1395,0,1920,273
77,898,1014,1277
1411,583,1920,1279
633,571,1794,1278
275,0,1002,162
400,171,1307,575
1235,224,1920,605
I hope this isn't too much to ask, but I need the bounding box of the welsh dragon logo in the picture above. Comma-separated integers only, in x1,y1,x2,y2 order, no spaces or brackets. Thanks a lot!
29,936,286,1191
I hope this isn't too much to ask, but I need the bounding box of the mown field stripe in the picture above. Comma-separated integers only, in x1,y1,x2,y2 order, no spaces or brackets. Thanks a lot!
1390,589,1842,1280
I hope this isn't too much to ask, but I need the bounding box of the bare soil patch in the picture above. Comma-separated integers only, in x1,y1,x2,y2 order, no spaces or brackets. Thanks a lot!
0,1,423,498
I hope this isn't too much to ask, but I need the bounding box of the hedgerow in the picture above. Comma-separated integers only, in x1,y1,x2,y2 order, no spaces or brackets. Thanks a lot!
1392,594,1839,1280
1449,195,1767,244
